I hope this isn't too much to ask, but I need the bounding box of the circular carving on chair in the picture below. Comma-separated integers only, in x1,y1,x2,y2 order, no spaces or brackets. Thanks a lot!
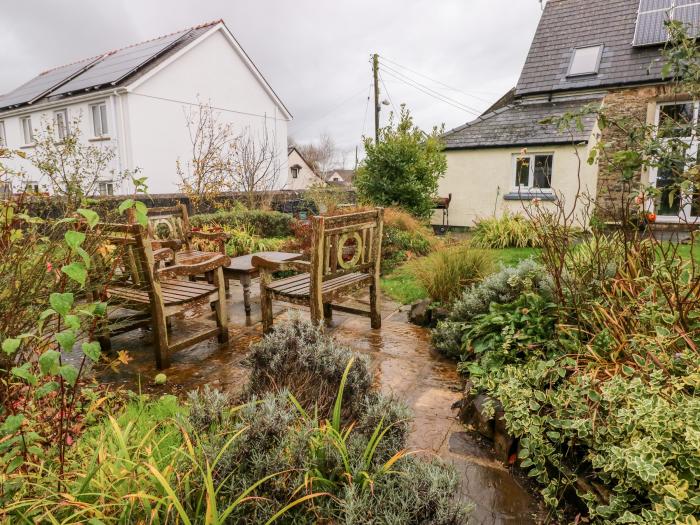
154,220,173,240
337,232,363,269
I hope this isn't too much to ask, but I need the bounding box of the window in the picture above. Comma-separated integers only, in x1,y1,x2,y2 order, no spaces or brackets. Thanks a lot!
567,45,603,77
0,121,5,147
97,180,114,196
54,109,69,140
20,116,34,145
513,153,553,191
650,101,700,219
24,181,39,193
90,102,109,137
0,181,11,198
290,166,300,179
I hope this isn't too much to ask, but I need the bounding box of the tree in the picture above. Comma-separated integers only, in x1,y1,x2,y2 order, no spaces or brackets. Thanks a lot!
355,105,446,219
31,117,127,211
294,133,340,180
177,100,236,209
229,124,279,208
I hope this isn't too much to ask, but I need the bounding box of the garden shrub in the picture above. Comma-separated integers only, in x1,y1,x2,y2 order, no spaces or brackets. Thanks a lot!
471,212,541,249
432,258,552,358
382,207,441,273
190,208,294,238
245,317,373,417
410,244,495,304
223,224,289,256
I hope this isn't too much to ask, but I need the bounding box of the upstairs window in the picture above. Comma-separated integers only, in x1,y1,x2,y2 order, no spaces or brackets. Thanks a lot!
54,109,69,141
514,153,553,191
24,181,39,193
20,116,34,146
290,166,301,179
567,45,604,77
90,102,109,137
0,181,11,198
0,121,5,147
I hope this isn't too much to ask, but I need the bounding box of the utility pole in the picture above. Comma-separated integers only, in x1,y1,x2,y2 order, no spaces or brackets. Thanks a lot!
372,53,380,143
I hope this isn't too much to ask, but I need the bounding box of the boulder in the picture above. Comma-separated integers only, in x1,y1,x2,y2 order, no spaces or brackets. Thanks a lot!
409,299,433,326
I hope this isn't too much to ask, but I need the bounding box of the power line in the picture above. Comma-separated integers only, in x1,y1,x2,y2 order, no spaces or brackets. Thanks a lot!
379,62,484,115
380,68,481,116
379,55,496,103
292,84,370,136
378,72,398,115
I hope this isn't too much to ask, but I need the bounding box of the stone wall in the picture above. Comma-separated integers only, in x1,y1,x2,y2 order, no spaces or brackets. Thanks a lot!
596,83,676,217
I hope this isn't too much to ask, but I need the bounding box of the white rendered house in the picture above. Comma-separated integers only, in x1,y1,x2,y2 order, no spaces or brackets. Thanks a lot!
0,20,292,195
286,146,325,190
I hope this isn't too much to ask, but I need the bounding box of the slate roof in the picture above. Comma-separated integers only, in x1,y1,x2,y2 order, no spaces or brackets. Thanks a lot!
0,21,220,112
515,0,666,96
442,95,602,150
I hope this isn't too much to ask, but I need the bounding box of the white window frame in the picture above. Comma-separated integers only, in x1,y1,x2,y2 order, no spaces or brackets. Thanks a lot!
20,116,34,146
54,109,69,141
0,121,6,147
0,181,12,198
90,102,109,138
512,152,555,193
649,101,700,222
97,180,114,196
24,181,39,193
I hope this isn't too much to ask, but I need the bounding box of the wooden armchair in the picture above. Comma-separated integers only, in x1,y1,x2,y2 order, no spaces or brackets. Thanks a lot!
252,208,384,332
132,204,229,255
90,223,229,369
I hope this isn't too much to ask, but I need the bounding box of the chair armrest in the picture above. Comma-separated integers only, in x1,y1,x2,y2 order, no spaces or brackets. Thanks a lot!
152,239,184,251
153,247,175,263
251,255,309,273
157,253,230,279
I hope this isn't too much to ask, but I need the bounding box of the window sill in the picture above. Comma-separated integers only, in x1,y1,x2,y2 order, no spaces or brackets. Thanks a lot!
503,191,556,201
20,144,36,149
89,136,111,142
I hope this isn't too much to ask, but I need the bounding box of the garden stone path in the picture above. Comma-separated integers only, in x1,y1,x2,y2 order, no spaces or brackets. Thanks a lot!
94,280,543,524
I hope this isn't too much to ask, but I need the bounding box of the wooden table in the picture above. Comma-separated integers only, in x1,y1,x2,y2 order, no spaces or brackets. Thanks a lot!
224,251,302,316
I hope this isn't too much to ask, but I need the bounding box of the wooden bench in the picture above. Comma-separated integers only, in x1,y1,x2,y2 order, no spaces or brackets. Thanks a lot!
89,223,229,369
253,208,383,332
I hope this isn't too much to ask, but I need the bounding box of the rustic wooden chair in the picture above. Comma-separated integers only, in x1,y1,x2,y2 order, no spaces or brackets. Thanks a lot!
89,222,229,369
252,208,384,332
135,204,228,254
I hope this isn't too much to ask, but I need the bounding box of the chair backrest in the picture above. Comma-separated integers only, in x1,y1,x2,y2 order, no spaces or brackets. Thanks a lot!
309,208,384,282
89,223,160,296
137,204,192,250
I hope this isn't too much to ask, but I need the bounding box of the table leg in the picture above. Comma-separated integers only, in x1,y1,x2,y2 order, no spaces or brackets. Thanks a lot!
241,274,252,316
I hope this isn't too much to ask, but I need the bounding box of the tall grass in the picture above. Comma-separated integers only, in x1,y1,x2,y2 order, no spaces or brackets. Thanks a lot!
471,212,541,249
410,244,495,304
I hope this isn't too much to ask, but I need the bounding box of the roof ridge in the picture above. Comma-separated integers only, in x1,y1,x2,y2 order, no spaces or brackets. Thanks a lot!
39,19,222,76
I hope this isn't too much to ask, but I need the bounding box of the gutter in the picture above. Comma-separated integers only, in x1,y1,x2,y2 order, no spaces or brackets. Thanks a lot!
0,87,128,118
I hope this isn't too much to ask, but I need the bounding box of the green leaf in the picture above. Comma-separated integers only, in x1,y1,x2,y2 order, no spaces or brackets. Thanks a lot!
82,341,101,363
49,292,74,316
1,414,24,434
2,338,20,355
135,210,148,227
76,246,91,269
59,365,78,386
64,314,81,331
11,364,37,385
56,330,76,351
77,208,99,228
62,262,87,286
40,308,57,320
118,199,135,214
35,381,59,399
64,230,86,251
133,201,147,214
39,349,61,375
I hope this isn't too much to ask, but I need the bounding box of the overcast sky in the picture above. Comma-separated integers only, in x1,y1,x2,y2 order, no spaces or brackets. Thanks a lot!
0,0,544,165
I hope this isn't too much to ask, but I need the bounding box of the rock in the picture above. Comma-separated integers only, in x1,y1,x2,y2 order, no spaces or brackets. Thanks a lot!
460,393,495,439
409,299,432,326
493,408,517,463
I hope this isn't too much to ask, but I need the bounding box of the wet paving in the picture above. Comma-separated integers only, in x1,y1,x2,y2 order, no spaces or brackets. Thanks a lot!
94,279,544,524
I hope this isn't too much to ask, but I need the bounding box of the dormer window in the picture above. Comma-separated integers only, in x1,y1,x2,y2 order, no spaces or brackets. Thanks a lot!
567,45,604,77
290,165,301,179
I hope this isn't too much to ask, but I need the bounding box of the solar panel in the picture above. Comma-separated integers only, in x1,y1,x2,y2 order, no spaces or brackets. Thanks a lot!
0,58,98,110
634,0,700,46
51,30,189,96
675,2,700,37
